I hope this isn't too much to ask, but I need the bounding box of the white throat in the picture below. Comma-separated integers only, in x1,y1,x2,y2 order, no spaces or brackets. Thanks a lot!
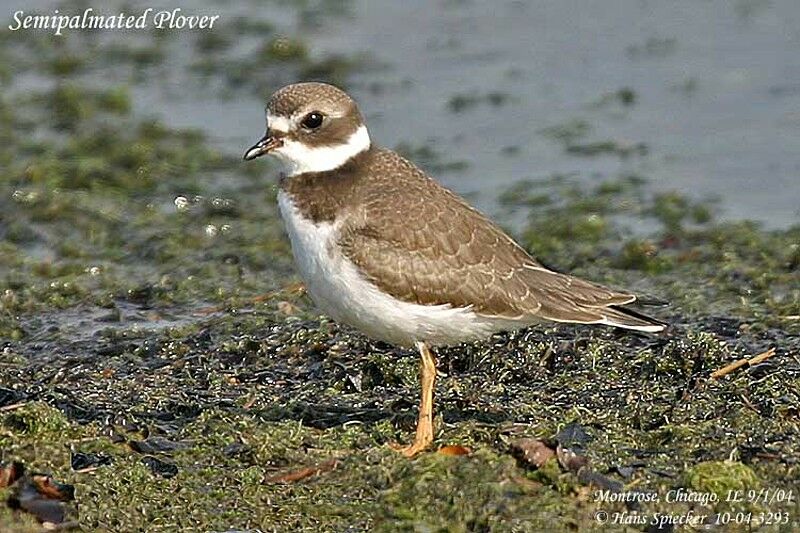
273,125,371,176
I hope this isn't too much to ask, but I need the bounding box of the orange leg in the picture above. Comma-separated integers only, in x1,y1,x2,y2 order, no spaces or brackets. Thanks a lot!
391,341,437,457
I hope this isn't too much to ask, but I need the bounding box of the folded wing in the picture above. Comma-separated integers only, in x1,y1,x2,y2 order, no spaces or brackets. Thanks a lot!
338,151,665,333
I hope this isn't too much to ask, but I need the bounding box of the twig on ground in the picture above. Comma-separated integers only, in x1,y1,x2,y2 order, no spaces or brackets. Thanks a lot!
263,458,339,484
710,347,776,380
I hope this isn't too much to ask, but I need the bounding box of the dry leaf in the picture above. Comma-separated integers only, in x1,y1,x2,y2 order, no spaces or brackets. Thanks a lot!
437,445,471,456
0,461,24,488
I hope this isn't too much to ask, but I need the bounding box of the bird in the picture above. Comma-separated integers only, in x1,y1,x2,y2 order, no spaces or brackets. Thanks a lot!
243,82,666,457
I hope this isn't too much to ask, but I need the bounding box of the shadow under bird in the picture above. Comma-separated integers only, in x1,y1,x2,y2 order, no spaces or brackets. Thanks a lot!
244,82,666,457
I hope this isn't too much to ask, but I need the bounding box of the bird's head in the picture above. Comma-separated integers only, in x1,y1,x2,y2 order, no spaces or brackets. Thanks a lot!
243,82,371,175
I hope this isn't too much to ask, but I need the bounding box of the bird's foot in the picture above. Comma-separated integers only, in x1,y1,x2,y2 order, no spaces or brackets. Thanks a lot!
388,436,432,458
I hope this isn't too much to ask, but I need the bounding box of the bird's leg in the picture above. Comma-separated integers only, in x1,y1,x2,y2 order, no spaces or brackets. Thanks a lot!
391,341,437,457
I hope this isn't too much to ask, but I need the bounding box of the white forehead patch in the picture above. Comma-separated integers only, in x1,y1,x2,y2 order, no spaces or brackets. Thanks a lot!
267,112,292,133
272,125,371,176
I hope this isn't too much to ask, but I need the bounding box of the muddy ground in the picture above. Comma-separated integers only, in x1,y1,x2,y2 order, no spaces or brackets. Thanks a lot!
1,2,799,531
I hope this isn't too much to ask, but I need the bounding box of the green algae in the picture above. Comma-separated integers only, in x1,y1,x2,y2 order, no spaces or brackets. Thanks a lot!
260,36,309,62
447,91,512,113
686,461,760,501
184,12,372,95
1,403,72,439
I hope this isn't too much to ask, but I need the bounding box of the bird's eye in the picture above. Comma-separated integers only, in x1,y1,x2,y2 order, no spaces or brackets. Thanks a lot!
300,112,324,130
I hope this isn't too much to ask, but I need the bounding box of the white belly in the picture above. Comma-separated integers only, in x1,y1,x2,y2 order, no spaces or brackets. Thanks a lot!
277,191,522,346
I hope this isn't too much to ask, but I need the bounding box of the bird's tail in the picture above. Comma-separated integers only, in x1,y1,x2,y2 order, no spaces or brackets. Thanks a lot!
599,305,668,333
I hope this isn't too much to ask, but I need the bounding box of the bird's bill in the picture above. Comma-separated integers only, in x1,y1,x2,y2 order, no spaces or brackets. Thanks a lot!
243,133,283,161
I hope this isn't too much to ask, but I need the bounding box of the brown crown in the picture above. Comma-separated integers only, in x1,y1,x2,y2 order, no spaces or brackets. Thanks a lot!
267,82,360,119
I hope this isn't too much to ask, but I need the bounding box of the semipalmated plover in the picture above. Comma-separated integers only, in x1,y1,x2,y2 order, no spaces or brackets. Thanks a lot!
244,82,665,456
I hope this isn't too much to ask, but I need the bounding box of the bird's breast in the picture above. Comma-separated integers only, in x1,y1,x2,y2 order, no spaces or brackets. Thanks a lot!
275,190,517,346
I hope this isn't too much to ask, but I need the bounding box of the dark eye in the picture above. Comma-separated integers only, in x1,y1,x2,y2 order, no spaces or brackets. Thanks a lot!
301,112,324,130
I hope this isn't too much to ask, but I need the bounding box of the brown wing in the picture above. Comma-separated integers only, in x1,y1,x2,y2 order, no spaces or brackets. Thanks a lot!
337,150,662,330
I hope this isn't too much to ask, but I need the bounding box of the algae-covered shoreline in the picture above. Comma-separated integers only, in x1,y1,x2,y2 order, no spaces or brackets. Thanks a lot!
1,1,799,531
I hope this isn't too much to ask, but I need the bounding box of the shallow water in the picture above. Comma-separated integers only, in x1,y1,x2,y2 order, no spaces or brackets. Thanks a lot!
291,0,800,227
287,0,781,229
8,0,798,226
